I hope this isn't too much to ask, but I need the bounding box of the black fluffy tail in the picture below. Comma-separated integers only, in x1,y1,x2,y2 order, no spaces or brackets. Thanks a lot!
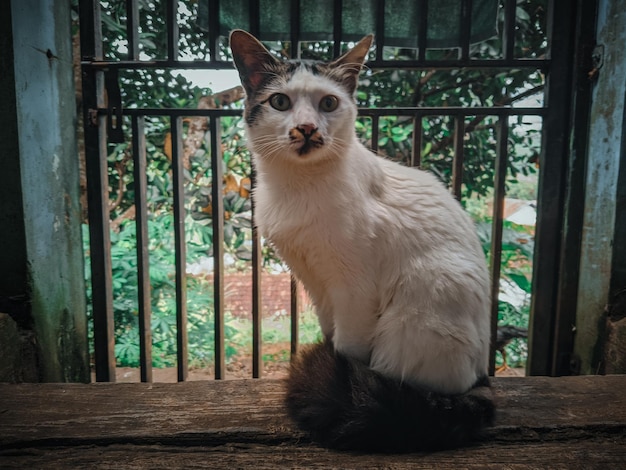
285,342,495,452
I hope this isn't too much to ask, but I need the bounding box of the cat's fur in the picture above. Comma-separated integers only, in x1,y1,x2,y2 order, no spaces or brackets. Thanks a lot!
230,30,495,452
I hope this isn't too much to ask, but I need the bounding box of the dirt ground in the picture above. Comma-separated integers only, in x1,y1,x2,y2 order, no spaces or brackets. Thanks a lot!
109,342,525,383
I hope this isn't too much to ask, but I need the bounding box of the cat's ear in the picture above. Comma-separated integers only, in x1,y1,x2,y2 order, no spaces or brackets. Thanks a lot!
329,35,374,95
230,30,280,95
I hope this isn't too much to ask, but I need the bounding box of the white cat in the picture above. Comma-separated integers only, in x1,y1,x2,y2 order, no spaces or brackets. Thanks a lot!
230,30,494,452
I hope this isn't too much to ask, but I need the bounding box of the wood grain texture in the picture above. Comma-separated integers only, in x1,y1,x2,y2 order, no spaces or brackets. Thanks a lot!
1,376,625,469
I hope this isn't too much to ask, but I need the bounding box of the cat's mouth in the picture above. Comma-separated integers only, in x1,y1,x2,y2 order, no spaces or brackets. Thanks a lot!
289,126,325,156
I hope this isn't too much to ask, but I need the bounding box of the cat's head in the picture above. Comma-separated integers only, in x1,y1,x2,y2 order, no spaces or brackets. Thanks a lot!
229,30,373,165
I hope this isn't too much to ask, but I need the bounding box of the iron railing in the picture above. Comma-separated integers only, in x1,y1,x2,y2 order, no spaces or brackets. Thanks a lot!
79,0,582,382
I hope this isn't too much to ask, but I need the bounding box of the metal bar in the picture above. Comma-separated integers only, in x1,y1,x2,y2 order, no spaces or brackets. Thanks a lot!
104,69,124,143
102,106,547,118
251,169,262,378
459,0,473,61
527,0,576,376
210,116,225,379
79,0,116,382
451,114,465,200
208,0,220,61
166,0,179,61
489,117,509,376
417,0,428,61
549,0,596,376
502,0,516,60
371,115,379,152
290,0,300,58
81,58,550,70
375,0,385,62
126,0,140,60
411,115,422,167
132,116,153,383
290,276,300,359
288,0,300,351
171,117,188,382
249,0,260,36
333,0,343,58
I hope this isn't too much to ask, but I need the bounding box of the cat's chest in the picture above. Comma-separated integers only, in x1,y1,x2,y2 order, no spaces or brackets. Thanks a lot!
255,183,367,274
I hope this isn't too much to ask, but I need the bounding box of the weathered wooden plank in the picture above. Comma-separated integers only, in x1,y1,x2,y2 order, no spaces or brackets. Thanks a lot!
1,437,626,470
0,376,625,469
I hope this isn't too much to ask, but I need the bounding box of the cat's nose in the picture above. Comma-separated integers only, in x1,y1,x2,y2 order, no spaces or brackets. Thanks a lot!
297,123,318,136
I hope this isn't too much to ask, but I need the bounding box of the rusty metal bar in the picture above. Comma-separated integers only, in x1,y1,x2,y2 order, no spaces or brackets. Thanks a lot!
451,114,465,200
132,116,153,383
489,117,509,376
171,117,188,382
210,116,225,379
80,0,116,382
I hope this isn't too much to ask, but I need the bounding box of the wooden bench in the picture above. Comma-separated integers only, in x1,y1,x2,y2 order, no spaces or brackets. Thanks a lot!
1,376,625,468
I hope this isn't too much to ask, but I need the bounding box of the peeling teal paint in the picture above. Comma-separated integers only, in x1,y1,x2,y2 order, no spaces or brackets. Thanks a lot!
574,0,626,374
5,0,89,382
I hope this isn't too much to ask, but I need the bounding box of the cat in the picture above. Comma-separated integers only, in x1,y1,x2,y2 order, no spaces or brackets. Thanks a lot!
229,29,495,452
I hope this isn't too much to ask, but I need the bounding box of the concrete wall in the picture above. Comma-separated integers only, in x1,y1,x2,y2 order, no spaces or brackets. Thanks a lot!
0,0,89,382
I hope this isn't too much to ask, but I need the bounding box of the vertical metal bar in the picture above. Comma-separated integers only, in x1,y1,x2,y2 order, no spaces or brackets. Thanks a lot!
249,0,260,36
375,0,385,61
527,0,575,376
132,116,153,383
489,116,509,375
417,0,428,61
80,0,116,382
290,0,300,58
451,114,465,200
551,0,598,376
251,169,262,378
210,116,225,379
290,276,300,358
411,115,423,167
459,0,473,61
287,0,301,359
371,115,379,152
126,0,140,60
333,0,343,57
171,117,188,382
502,0,516,60
166,0,179,61
208,0,220,61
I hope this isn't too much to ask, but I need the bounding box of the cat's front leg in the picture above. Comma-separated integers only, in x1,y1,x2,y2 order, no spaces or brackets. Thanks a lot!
327,288,379,364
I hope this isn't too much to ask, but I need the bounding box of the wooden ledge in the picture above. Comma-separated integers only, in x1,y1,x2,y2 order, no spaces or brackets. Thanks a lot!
1,376,625,469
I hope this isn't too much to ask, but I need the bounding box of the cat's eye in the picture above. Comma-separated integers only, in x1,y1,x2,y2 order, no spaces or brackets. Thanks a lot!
319,95,339,112
269,93,291,111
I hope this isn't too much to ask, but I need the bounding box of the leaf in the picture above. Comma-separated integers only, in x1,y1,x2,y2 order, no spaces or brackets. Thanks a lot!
507,272,532,293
